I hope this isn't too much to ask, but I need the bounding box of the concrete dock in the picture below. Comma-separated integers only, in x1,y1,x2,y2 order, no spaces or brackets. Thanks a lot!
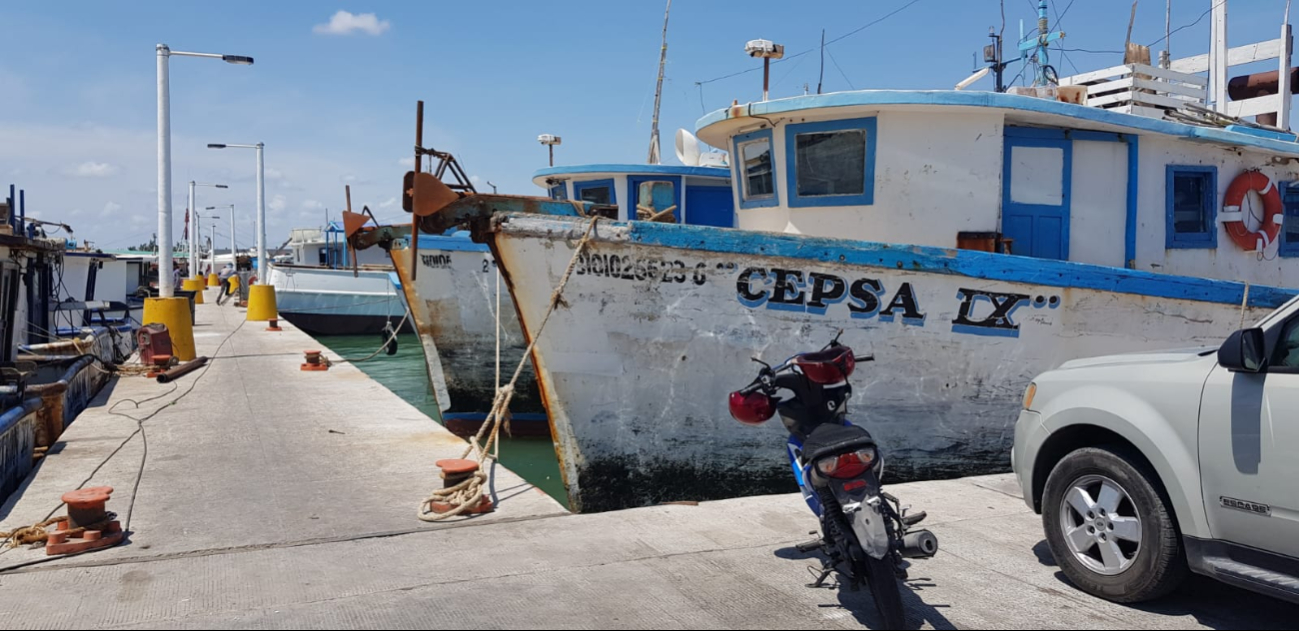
1,293,1296,629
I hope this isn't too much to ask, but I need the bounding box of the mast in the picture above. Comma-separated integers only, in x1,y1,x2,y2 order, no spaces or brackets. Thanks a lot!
647,0,671,165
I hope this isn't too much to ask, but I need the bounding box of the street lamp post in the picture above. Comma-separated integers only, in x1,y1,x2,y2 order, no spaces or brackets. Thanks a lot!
188,182,227,277
208,219,219,271
207,143,265,283
156,44,252,298
207,204,236,267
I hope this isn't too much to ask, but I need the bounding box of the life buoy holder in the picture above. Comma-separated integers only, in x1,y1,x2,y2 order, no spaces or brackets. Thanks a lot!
1222,170,1284,252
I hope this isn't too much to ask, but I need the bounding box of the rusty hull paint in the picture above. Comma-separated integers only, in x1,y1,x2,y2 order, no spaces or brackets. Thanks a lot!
386,241,448,421
485,230,575,509
387,235,545,421
29,381,67,448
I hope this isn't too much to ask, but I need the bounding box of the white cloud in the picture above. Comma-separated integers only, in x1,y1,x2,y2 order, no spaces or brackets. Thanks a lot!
313,11,390,36
470,175,482,184
397,157,414,168
100,201,122,217
301,199,325,210
343,174,357,182
265,167,285,181
269,194,287,212
379,197,398,209
68,161,117,178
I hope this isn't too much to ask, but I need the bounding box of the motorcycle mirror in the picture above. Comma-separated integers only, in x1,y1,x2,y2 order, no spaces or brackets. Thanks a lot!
823,329,845,350
750,357,772,370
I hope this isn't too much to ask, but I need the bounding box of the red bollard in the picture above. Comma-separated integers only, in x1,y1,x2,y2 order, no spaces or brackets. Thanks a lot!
46,486,125,556
301,350,329,372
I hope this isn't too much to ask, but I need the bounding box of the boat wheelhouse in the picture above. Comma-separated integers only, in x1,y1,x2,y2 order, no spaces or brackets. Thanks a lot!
534,164,734,228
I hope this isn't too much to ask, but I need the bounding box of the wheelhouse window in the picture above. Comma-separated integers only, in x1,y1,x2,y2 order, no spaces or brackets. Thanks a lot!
785,117,877,207
632,179,679,222
1165,165,1217,249
548,183,567,201
732,128,778,209
573,179,616,207
741,140,774,197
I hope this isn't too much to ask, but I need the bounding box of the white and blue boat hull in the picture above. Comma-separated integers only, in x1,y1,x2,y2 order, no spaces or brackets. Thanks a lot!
483,213,1293,512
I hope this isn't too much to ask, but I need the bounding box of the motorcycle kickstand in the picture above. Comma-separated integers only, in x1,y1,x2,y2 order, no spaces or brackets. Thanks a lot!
805,560,836,589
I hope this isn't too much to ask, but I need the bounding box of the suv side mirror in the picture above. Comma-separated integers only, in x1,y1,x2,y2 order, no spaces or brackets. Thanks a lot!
1219,327,1268,373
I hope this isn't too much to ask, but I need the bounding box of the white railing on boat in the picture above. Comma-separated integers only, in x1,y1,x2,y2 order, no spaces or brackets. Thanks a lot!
1059,63,1206,119
1057,23,1292,129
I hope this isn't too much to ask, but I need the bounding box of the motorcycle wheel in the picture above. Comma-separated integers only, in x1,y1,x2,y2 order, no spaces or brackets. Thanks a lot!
861,553,906,629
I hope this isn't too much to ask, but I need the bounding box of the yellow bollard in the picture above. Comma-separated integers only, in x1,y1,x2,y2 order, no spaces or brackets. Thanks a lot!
246,284,280,330
143,297,196,361
207,272,220,287
182,278,205,304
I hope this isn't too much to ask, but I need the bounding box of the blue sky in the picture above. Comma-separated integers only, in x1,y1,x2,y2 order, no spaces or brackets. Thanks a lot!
0,1,1292,250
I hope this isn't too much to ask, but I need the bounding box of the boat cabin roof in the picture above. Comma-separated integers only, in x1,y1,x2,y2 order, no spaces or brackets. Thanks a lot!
532,163,730,187
696,90,1299,159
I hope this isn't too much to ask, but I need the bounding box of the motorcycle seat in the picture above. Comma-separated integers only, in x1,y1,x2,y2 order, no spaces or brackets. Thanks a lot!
802,423,875,463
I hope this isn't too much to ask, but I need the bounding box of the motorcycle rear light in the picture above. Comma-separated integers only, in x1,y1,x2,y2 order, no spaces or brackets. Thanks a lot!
794,347,856,384
815,448,876,479
842,479,867,492
729,391,776,425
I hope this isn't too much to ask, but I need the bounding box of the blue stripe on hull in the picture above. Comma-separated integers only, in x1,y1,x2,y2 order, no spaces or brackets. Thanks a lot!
540,217,1297,309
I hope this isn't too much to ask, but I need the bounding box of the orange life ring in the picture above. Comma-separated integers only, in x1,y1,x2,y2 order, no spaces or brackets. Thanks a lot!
1222,171,1283,251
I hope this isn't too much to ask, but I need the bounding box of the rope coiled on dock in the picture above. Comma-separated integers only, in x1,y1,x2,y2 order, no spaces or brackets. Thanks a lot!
418,216,601,522
0,513,117,548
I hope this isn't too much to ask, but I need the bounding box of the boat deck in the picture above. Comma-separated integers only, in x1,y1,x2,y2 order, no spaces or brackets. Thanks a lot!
0,290,1294,629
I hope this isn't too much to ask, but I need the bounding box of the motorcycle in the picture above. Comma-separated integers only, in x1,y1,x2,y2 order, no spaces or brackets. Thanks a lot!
729,333,938,629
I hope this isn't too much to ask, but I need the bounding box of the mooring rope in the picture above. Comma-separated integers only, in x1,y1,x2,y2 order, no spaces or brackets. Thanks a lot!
418,216,601,522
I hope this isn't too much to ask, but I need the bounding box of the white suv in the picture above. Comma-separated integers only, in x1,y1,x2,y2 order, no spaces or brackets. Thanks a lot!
1013,296,1299,604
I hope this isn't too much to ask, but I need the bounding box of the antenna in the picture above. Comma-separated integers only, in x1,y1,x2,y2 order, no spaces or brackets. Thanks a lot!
956,67,991,90
818,29,826,95
675,129,702,166
647,0,672,165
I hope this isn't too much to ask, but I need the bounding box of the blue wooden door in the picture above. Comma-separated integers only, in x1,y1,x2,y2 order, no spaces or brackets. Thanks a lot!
685,185,734,228
1002,130,1071,260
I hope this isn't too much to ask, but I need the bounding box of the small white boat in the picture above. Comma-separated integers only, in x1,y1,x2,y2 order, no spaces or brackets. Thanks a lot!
268,223,407,336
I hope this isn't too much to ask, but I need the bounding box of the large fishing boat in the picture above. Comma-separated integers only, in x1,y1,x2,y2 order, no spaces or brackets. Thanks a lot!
360,2,1299,512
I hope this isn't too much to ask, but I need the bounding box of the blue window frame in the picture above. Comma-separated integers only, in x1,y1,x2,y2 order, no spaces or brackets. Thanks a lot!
573,179,616,207
732,128,778,209
629,175,682,223
548,183,568,201
1281,182,1299,257
1165,165,1217,249
785,117,878,208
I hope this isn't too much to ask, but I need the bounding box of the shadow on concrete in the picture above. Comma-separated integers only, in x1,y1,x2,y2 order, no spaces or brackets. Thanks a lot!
774,546,956,630
1033,539,1299,630
84,377,120,409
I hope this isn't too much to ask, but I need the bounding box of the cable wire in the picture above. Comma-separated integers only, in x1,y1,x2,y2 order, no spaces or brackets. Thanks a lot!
1149,1,1226,49
694,0,924,86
